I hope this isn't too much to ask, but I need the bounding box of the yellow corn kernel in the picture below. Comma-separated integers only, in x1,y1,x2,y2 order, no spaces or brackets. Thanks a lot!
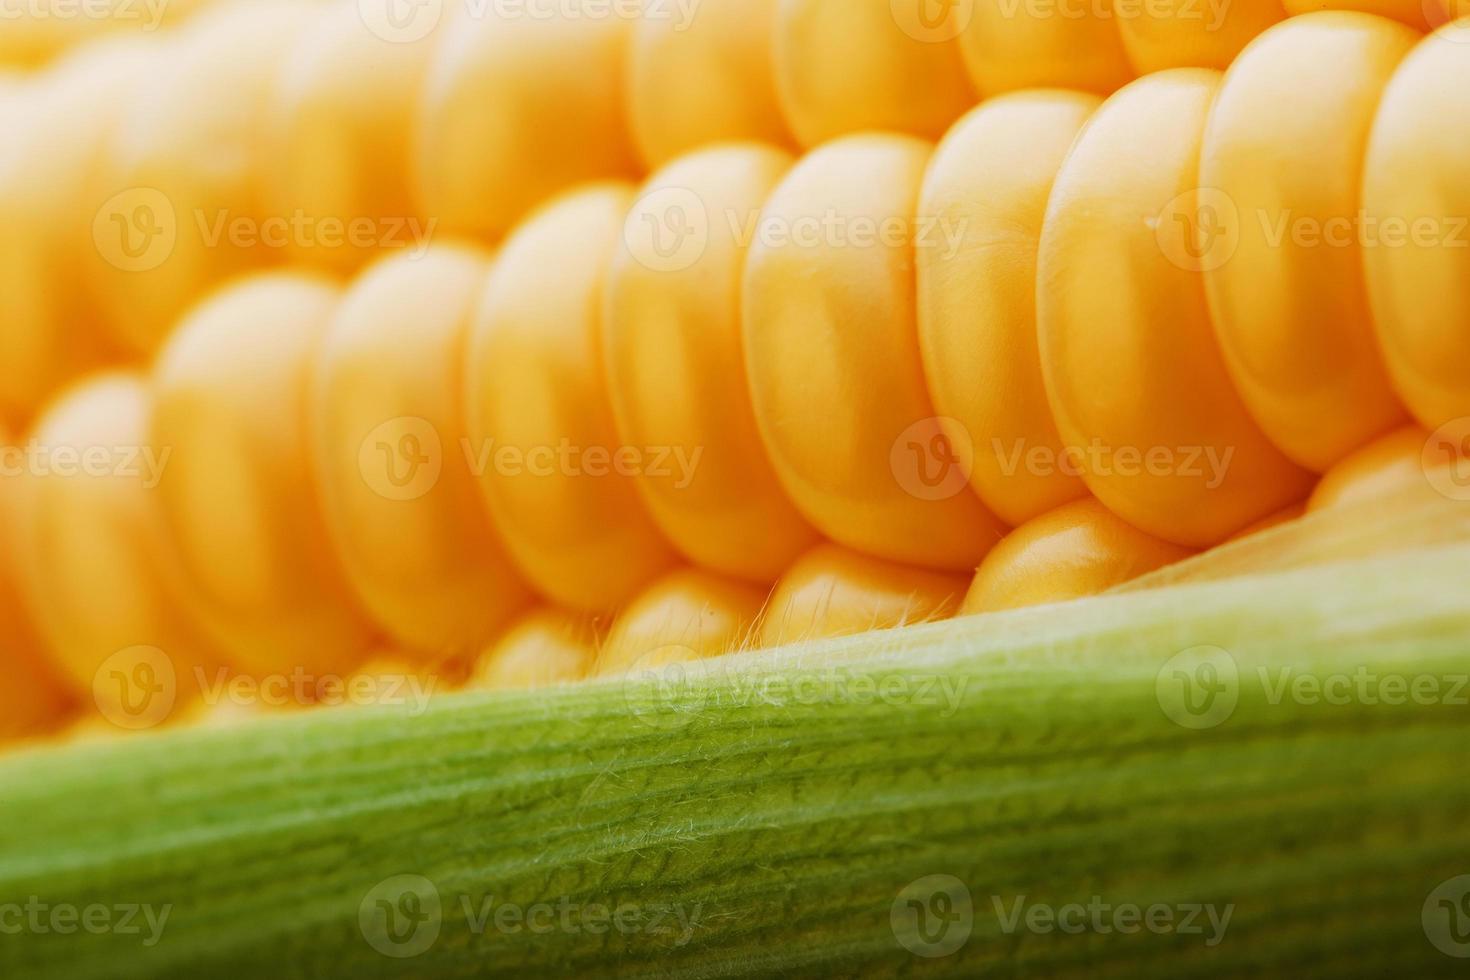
917,90,1099,527
962,498,1196,614
262,1,440,274
594,569,766,677
414,1,638,242
152,274,372,677
604,144,818,582
743,134,1008,572
1038,70,1313,547
1363,23,1470,430
956,0,1133,96
627,0,792,168
1117,0,1286,73
1307,424,1434,511
1200,13,1418,471
8,374,220,723
0,40,149,429
772,0,975,147
0,424,73,740
760,543,966,647
470,608,600,691
1281,0,1434,28
312,246,533,660
87,2,315,355
466,185,677,611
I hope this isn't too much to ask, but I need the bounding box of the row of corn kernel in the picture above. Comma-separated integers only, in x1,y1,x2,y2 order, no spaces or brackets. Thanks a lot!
8,0,1458,101
5,9,1464,743
9,0,1454,430
1024,14,1470,535
0,169,977,740
427,10,1468,648
743,15,1468,559
0,225,904,745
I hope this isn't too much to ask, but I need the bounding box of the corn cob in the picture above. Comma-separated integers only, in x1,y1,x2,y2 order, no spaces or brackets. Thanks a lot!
1,12,1467,735
2,7,1470,758
0,5,1464,975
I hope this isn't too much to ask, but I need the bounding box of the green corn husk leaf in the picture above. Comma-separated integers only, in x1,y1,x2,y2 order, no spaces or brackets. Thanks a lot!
1123,478,1470,590
1,489,1468,978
